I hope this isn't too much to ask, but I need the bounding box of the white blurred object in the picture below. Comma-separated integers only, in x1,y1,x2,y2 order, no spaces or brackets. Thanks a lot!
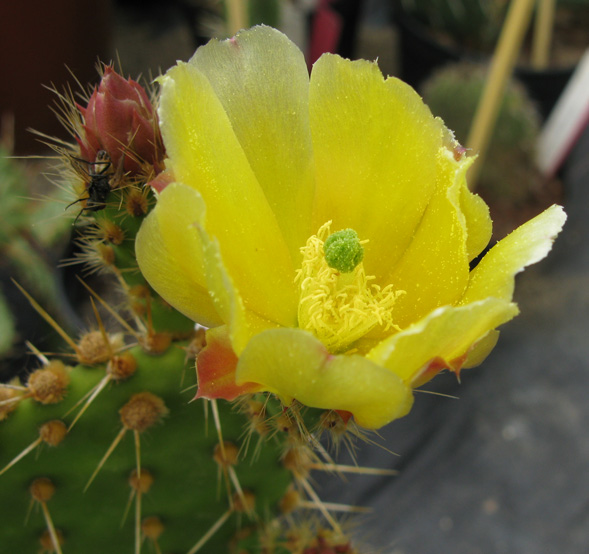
280,0,319,52
537,49,589,177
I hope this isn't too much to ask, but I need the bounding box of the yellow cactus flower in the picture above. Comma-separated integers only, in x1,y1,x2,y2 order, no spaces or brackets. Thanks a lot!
136,26,565,429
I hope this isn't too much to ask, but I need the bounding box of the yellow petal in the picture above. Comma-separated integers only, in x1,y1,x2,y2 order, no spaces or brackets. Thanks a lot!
461,205,566,304
458,159,492,261
381,148,471,328
309,54,445,279
235,328,413,429
189,26,315,259
367,298,519,385
158,60,297,326
194,223,281,354
136,183,221,327
462,330,500,369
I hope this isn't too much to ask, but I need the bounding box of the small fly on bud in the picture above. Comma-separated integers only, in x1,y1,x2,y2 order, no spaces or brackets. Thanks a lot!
67,150,120,224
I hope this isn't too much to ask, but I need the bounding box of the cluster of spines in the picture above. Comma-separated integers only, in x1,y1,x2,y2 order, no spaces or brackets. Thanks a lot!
0,332,379,552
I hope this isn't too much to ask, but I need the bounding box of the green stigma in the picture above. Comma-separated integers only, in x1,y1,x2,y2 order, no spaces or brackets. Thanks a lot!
323,228,364,273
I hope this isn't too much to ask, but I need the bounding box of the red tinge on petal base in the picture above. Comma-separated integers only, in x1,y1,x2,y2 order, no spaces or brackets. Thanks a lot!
195,326,262,401
411,352,469,388
147,168,174,193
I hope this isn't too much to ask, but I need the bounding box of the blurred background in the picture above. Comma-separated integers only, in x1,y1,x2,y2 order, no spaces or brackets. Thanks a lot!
1,1,588,552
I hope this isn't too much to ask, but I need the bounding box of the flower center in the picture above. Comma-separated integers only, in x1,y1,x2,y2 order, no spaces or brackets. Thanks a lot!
295,222,404,353
323,228,364,273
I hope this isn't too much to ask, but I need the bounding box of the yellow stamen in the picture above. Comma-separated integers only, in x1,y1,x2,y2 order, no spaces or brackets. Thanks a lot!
296,222,404,353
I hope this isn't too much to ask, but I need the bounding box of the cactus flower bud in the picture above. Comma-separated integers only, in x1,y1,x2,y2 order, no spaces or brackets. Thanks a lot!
77,67,164,174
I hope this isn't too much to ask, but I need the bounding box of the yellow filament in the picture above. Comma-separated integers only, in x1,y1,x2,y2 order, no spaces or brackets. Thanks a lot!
296,222,403,353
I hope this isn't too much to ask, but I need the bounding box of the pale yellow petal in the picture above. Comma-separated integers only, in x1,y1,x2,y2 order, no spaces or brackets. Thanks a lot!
158,60,297,326
459,159,492,261
382,149,471,328
461,205,566,304
235,328,413,429
462,330,500,369
190,26,315,259
136,184,221,327
367,298,519,384
195,224,280,354
309,54,445,279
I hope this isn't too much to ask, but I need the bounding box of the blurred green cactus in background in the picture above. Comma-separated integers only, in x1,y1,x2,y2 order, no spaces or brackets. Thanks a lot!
0,148,72,374
398,0,509,52
421,62,560,239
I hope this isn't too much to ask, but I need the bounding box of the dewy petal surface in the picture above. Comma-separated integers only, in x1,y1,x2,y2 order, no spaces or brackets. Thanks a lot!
458,160,493,262
194,221,281,354
381,149,471,328
235,328,413,429
135,183,221,328
158,59,297,326
309,54,445,279
189,26,315,260
367,298,519,384
461,205,567,304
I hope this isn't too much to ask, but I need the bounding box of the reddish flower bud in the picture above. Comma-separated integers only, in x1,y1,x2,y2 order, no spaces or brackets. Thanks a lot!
77,67,164,174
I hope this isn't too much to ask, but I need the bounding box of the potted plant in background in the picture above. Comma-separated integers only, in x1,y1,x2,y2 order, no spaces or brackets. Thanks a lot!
393,0,589,117
421,62,562,241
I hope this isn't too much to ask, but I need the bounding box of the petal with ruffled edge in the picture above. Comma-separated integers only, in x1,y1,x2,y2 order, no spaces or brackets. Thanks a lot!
461,205,566,304
453,205,566,369
309,54,446,280
190,26,315,260
379,150,472,329
235,328,413,429
135,183,221,327
459,166,493,262
367,298,519,386
158,59,297,326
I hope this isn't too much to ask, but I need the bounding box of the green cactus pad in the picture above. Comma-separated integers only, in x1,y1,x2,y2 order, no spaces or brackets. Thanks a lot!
0,345,292,552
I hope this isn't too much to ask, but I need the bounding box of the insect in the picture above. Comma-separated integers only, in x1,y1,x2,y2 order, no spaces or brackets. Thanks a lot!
67,150,115,224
